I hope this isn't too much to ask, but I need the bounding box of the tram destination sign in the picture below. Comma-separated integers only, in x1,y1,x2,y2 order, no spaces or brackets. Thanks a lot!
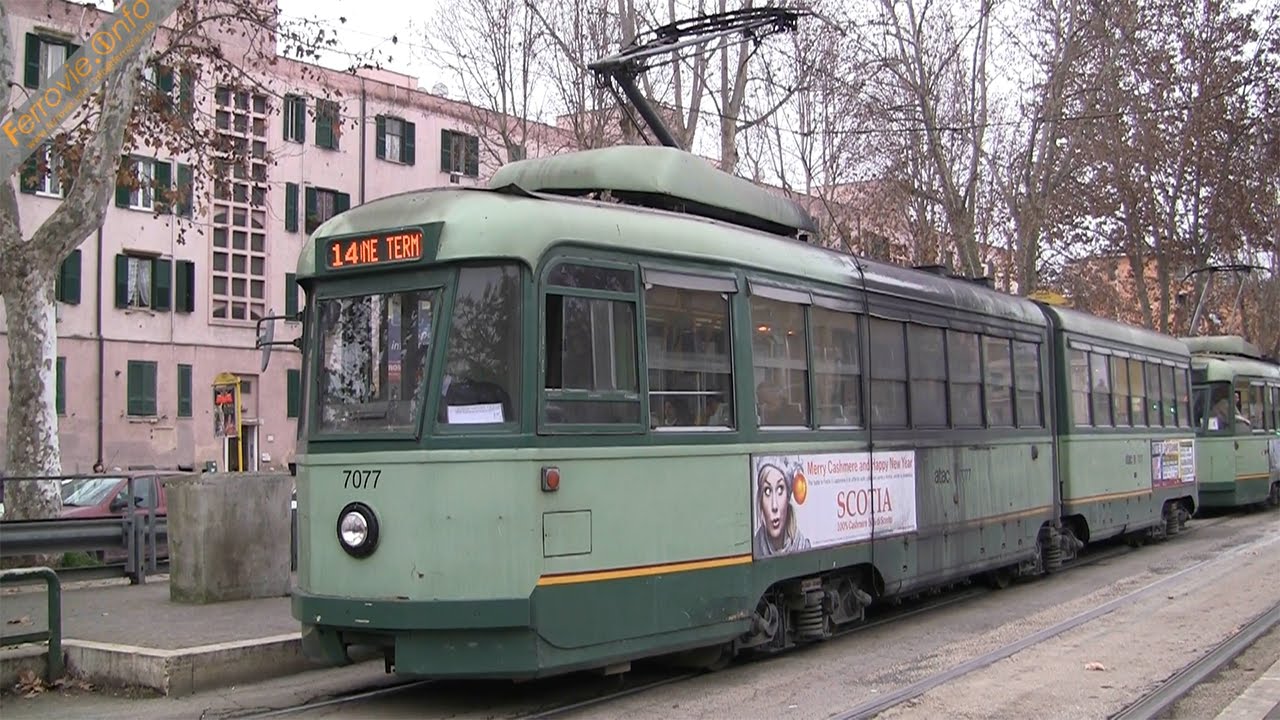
324,228,425,271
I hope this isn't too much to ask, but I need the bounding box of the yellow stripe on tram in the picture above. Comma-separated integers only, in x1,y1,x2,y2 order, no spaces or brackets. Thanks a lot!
537,554,753,587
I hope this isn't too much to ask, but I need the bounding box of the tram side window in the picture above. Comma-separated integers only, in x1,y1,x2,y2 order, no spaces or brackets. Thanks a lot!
1205,382,1233,432
645,282,734,429
1176,368,1191,428
1248,384,1265,430
1234,380,1254,431
810,306,862,427
1110,356,1133,426
1144,361,1162,427
1271,386,1280,430
948,331,983,428
1160,364,1176,427
750,295,809,427
438,264,521,427
1069,350,1091,426
542,262,641,426
1090,353,1112,426
1127,359,1146,427
907,324,947,428
1013,340,1042,428
868,318,908,428
982,336,1014,427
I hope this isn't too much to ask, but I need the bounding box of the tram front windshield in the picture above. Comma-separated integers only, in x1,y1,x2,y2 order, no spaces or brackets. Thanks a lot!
315,289,440,434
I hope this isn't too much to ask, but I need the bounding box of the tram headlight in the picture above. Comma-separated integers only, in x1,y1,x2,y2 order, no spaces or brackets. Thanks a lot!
336,502,379,558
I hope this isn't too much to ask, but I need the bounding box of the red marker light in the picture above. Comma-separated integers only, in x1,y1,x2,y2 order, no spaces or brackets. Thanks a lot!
541,466,560,492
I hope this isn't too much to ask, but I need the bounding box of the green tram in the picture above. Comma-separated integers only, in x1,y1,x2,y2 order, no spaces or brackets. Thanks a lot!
263,146,1200,680
1183,335,1280,509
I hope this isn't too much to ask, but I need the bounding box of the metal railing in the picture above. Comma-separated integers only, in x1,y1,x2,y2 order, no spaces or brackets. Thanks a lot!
0,567,64,682
0,473,170,585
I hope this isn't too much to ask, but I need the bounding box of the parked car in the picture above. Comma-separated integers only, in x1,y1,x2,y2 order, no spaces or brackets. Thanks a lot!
62,475,167,563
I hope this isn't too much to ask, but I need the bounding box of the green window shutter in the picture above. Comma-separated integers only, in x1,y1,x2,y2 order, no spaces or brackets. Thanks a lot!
179,68,194,119
127,360,143,415
287,369,301,418
157,65,174,93
176,163,192,217
153,160,172,213
19,152,39,194
152,258,172,312
56,249,81,304
177,364,192,417
440,129,452,171
375,115,386,159
285,182,298,232
465,135,479,176
404,121,416,165
293,96,306,142
56,357,66,416
284,272,298,318
175,259,194,313
304,186,317,234
144,362,157,415
115,156,131,207
336,192,350,214
114,254,130,307
24,34,41,88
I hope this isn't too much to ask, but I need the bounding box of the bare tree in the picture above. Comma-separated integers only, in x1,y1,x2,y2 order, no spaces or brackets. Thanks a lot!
418,0,545,166
862,0,995,277
0,0,377,520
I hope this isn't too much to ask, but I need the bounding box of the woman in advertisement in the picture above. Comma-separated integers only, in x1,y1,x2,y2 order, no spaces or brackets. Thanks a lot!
753,461,811,557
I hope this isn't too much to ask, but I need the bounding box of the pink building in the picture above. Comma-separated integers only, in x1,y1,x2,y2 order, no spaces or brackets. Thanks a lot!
0,0,569,474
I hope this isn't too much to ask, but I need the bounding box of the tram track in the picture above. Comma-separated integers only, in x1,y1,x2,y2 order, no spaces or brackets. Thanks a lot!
1108,599,1280,720
830,524,1280,720
227,512,1250,720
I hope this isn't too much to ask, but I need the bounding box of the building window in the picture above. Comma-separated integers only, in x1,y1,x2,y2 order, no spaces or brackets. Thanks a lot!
114,254,173,311
377,115,416,165
23,33,75,89
211,86,269,323
305,186,350,234
441,129,479,177
127,360,158,417
283,94,305,143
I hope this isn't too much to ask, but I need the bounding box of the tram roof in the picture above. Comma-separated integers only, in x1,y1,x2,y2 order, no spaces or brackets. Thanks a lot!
1191,353,1280,382
1037,304,1191,360
297,180,1047,327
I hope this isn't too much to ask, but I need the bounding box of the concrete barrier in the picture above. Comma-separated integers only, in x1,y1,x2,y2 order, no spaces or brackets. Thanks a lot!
166,472,293,604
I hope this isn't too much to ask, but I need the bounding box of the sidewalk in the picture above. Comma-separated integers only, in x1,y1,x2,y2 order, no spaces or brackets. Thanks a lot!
1215,656,1280,720
0,573,364,697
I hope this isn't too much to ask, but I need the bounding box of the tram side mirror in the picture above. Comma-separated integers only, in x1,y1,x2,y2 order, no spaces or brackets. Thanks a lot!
255,312,303,372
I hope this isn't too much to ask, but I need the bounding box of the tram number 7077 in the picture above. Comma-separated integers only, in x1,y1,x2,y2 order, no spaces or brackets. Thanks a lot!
342,469,381,490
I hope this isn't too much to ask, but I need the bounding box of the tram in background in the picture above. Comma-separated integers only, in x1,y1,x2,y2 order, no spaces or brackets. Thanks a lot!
1183,335,1280,509
257,145,1206,682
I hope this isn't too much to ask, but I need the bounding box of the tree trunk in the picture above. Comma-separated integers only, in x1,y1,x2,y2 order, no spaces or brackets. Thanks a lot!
1,262,63,521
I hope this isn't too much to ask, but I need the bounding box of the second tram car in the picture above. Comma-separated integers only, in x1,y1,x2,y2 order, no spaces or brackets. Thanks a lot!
1184,335,1280,509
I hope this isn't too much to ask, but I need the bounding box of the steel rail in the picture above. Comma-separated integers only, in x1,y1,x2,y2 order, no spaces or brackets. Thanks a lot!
830,528,1280,720
1108,599,1280,720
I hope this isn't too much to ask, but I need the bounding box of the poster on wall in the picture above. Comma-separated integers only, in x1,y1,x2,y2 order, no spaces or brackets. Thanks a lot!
749,450,918,559
1150,438,1196,488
